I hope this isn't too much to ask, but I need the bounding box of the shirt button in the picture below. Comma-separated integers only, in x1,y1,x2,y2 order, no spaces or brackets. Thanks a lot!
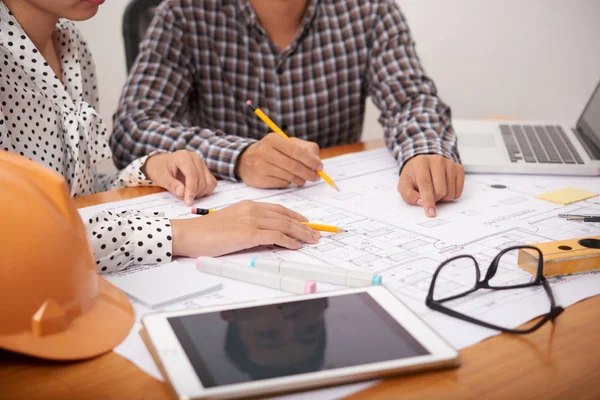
276,66,284,75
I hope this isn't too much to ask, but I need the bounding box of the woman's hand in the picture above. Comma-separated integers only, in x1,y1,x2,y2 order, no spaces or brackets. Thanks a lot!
170,201,321,258
143,150,217,206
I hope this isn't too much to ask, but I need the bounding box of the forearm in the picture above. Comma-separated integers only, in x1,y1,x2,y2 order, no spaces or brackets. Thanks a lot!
381,93,460,170
111,113,256,181
367,0,460,170
110,0,256,181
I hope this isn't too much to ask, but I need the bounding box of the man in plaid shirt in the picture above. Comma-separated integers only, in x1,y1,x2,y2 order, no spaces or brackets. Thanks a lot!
112,0,464,217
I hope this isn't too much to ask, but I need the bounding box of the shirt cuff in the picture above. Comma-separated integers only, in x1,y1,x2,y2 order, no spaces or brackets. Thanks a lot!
201,131,257,181
92,210,173,274
116,149,167,187
394,135,461,172
129,213,173,266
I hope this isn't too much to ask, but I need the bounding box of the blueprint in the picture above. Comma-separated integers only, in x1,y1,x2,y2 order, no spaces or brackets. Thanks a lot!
79,148,600,398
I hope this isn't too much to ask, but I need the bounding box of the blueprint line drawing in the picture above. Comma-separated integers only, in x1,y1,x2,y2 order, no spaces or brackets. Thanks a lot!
419,219,450,228
79,147,600,358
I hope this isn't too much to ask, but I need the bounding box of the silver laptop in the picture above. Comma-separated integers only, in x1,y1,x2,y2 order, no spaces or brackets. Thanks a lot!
454,80,600,176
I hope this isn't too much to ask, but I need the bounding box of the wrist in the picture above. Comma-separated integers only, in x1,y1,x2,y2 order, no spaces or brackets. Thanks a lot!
170,219,189,258
234,143,254,182
141,153,163,181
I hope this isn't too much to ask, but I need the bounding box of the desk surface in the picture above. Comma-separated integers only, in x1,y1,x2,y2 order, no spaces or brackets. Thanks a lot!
2,139,600,400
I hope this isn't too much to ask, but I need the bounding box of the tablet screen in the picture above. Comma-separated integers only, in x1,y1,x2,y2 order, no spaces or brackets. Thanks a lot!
168,292,429,388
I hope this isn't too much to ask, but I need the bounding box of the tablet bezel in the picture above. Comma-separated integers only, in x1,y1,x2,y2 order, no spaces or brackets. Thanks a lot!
142,286,459,400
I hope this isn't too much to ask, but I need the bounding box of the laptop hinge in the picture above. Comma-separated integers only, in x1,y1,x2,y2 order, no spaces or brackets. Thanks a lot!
573,128,600,161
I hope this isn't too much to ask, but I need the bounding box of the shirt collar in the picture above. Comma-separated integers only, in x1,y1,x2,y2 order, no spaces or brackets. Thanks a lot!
237,0,320,38
0,2,14,46
0,4,79,110
237,0,258,32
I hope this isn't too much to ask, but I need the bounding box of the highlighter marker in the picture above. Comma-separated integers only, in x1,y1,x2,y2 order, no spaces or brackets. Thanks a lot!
250,258,382,287
196,257,316,294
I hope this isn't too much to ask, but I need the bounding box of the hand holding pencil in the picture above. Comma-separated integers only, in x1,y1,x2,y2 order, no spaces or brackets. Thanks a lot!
235,100,339,191
172,201,320,259
192,208,346,233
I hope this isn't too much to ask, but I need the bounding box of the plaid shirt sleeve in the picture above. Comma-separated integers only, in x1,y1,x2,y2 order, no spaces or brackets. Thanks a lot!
110,1,256,181
367,1,460,170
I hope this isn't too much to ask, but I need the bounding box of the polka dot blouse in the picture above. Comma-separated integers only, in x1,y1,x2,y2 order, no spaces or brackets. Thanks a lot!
0,4,173,273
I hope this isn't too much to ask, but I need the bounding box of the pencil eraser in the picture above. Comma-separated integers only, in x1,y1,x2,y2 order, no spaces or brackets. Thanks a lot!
304,281,317,294
245,100,252,106
372,275,382,285
191,207,197,214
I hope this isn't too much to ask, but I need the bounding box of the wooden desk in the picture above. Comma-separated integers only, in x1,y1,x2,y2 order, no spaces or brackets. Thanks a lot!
2,139,599,400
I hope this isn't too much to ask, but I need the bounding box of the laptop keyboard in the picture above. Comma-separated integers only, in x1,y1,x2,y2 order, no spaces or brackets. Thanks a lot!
499,124,584,164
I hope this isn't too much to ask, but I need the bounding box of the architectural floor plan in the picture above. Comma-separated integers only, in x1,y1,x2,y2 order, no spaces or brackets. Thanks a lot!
80,148,600,386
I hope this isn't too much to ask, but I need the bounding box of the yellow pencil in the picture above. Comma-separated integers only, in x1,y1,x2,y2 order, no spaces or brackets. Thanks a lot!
246,100,339,191
193,208,345,233
303,222,346,233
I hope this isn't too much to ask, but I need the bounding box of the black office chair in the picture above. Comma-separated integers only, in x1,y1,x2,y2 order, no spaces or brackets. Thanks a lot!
122,0,163,73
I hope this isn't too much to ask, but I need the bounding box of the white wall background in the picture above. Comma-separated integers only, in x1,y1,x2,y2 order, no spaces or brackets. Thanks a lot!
77,0,600,150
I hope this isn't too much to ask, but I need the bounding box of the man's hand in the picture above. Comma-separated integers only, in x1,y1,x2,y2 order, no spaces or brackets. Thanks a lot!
236,133,323,188
143,150,217,206
398,155,465,218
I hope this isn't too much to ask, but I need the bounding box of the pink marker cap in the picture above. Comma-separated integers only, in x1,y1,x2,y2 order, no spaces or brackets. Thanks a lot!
304,281,317,294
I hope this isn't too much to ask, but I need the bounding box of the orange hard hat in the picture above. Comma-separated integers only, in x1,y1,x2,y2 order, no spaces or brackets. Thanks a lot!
0,151,134,361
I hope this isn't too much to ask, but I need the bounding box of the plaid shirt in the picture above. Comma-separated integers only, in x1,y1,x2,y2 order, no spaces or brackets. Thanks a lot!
111,0,460,180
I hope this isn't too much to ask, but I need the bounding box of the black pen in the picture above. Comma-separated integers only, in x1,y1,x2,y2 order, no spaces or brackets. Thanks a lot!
566,216,600,223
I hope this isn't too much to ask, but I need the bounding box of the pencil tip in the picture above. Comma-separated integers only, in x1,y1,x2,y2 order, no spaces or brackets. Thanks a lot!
338,228,347,233
331,183,340,192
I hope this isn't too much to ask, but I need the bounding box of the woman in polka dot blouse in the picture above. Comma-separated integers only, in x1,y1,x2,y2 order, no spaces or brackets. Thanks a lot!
0,0,320,273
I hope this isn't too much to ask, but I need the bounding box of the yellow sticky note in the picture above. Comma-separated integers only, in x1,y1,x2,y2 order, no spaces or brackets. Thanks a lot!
535,187,598,205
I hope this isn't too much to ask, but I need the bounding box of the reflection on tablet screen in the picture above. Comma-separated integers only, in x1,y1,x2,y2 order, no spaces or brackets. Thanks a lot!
168,292,429,388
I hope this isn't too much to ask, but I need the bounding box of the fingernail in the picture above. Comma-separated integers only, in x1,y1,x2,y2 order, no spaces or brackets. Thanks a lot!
427,208,436,218
317,162,324,170
185,196,193,205
417,199,423,206
312,230,321,242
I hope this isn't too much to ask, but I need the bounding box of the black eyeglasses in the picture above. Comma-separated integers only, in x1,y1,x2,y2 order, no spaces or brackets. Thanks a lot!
426,245,564,334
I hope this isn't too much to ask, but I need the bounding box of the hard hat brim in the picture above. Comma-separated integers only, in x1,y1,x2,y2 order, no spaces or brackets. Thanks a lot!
0,276,135,361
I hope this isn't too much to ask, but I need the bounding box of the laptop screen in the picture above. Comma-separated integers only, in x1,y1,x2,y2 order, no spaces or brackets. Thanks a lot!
576,80,600,156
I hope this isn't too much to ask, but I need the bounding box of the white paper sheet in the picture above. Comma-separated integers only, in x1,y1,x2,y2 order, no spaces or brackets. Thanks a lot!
105,261,222,308
80,148,600,399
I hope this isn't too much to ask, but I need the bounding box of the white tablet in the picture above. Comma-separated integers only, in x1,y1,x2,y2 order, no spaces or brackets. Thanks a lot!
142,286,459,400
